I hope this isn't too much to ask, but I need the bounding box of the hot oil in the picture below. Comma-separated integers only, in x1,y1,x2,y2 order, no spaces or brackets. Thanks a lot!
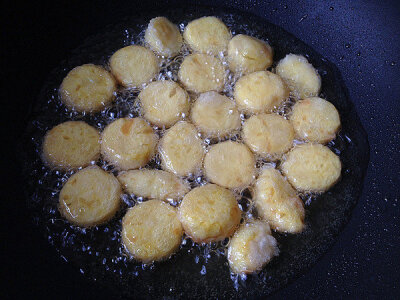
22,10,358,297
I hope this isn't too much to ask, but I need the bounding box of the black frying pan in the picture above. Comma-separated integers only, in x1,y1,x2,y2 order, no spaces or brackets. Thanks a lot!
5,1,399,299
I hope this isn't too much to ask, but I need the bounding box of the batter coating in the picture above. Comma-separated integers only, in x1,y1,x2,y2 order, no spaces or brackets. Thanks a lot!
234,71,289,114
228,220,279,274
110,45,159,87
183,16,231,54
139,80,190,128
204,141,255,189
178,53,225,93
59,166,122,227
281,143,341,192
118,169,190,201
101,118,158,170
228,34,273,74
60,64,116,113
276,54,321,99
290,97,341,143
253,168,305,233
178,184,241,243
242,113,294,159
122,200,183,262
191,91,241,138
42,121,100,170
145,17,183,57
159,121,204,176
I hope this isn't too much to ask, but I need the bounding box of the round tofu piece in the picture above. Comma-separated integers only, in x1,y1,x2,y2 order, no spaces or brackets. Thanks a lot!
228,220,279,274
118,169,189,201
290,97,341,143
110,45,159,87
183,16,231,54
191,91,241,138
276,54,321,100
159,121,204,176
59,166,121,227
281,143,342,192
234,71,289,114
60,64,116,113
145,17,183,57
178,53,225,93
242,113,294,159
178,184,241,243
42,121,100,170
228,34,273,74
204,141,255,189
101,118,158,170
253,168,305,233
138,80,189,128
122,199,183,262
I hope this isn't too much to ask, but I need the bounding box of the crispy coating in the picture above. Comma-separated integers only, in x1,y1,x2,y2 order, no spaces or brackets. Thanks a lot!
59,166,121,227
228,220,279,274
139,80,190,128
290,97,341,143
118,169,190,201
183,16,231,54
122,200,183,262
253,168,305,233
228,34,273,74
243,113,294,159
145,17,183,57
60,64,116,112
276,54,321,99
204,141,255,189
110,45,159,87
191,91,241,138
234,71,289,114
281,143,341,192
42,121,100,170
101,118,158,170
178,53,225,93
178,184,241,242
159,121,204,176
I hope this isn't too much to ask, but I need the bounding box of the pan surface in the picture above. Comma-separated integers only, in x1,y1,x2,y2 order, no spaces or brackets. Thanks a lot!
19,6,368,299
4,0,399,299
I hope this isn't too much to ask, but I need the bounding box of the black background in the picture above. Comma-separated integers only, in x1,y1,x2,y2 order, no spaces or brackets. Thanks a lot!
3,0,399,299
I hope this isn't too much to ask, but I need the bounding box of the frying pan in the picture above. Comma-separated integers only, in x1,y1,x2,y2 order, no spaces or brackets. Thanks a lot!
4,0,399,299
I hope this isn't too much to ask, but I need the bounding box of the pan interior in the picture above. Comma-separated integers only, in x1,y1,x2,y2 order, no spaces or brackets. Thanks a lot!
21,7,369,298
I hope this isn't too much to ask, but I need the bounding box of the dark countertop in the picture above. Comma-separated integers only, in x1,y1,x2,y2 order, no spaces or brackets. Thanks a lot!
4,0,399,298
